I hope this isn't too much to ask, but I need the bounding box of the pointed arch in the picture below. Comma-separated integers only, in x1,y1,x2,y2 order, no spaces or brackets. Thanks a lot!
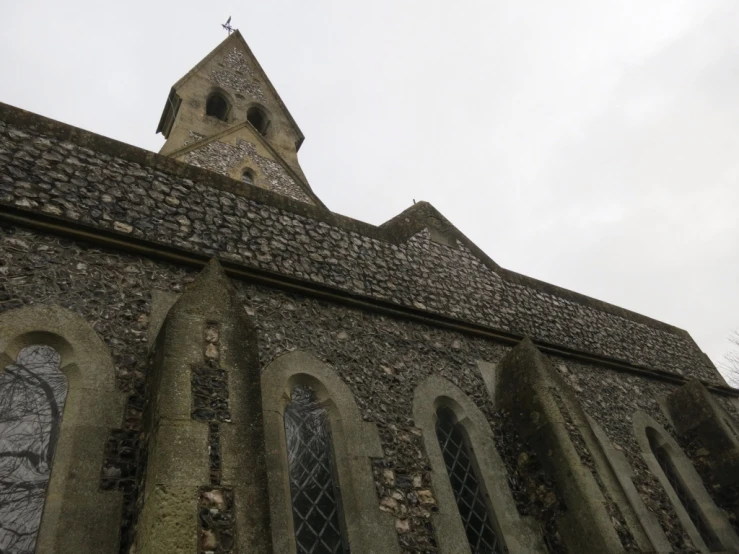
633,411,739,552
412,375,545,554
0,304,125,554
261,351,400,554
585,414,671,552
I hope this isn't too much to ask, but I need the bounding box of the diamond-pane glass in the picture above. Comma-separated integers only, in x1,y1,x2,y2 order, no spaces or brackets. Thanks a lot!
435,407,502,554
649,432,722,552
285,385,349,554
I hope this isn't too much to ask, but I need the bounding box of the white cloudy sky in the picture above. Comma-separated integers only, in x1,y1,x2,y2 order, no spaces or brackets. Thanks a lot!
1,1,738,378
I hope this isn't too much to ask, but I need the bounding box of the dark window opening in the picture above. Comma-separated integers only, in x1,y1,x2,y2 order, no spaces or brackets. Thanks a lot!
648,429,722,551
284,385,349,554
247,106,269,136
242,169,255,186
206,93,228,121
435,407,502,554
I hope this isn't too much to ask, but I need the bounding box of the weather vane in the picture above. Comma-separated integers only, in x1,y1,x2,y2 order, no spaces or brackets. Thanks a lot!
222,16,234,35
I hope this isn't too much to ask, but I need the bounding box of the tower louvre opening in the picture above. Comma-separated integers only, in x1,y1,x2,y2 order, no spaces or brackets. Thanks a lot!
206,92,229,121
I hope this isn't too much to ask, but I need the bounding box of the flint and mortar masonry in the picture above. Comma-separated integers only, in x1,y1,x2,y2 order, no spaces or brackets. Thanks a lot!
211,47,266,102
0,117,716,382
183,137,312,204
3,226,739,552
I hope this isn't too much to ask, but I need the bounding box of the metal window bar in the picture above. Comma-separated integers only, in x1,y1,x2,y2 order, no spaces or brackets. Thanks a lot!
652,443,722,551
284,385,349,554
435,407,503,554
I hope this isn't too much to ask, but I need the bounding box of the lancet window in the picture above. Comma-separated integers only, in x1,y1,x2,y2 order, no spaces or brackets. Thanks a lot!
647,428,722,552
0,345,67,554
435,406,502,554
284,384,348,554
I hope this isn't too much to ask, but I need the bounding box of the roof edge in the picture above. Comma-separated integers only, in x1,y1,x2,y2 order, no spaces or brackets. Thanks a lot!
165,120,324,208
168,31,305,150
0,100,694,340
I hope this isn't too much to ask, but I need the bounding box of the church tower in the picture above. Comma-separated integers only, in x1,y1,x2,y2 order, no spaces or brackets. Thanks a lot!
156,31,320,205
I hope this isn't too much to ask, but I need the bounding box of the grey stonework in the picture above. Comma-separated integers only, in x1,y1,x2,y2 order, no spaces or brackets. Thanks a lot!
183,136,313,204
183,132,206,149
3,225,739,552
1,31,737,553
0,115,717,383
211,47,266,103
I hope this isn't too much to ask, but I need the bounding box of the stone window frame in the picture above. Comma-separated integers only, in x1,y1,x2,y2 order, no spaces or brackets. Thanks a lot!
205,88,233,122
412,375,545,554
585,414,673,552
246,103,272,137
0,304,125,553
241,166,257,187
632,411,739,553
261,351,400,554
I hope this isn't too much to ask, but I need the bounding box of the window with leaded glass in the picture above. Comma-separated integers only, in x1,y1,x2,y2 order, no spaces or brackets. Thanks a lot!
0,345,68,554
435,406,502,554
647,429,722,552
284,384,349,554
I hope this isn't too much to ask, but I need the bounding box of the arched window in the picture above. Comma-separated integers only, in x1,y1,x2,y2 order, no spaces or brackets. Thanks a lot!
0,305,124,553
247,106,269,136
632,411,739,553
261,351,400,554
413,375,545,554
284,384,348,554
242,168,255,186
435,406,502,554
206,92,229,121
647,428,722,551
0,345,67,554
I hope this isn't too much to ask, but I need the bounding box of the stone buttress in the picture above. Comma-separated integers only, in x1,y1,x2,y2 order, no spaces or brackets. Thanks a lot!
667,380,739,487
133,259,272,553
496,338,665,553
666,379,739,529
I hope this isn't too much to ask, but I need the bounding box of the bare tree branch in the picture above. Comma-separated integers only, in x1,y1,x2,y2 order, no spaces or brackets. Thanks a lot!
0,345,67,554
720,330,739,388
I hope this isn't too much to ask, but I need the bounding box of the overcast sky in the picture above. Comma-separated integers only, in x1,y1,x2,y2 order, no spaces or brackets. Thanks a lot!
1,0,738,379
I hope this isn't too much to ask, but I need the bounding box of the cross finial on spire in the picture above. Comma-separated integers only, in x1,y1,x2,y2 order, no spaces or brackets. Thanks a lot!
221,16,234,35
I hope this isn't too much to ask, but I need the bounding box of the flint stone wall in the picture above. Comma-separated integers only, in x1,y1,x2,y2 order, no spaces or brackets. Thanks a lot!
0,113,717,382
183,135,312,204
2,225,728,553
211,47,266,103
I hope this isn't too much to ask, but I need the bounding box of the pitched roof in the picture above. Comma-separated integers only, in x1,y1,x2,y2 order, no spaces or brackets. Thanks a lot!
160,31,306,150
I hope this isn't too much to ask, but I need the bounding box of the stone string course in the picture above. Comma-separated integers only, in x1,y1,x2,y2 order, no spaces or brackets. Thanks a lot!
0,119,715,382
211,47,266,102
0,225,729,553
182,131,205,149
183,136,313,204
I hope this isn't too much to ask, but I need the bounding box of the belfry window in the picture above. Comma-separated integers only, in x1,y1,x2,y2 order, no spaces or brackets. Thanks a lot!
247,106,269,136
647,428,722,551
206,92,229,121
435,406,502,554
242,168,255,186
284,384,348,554
0,345,67,554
